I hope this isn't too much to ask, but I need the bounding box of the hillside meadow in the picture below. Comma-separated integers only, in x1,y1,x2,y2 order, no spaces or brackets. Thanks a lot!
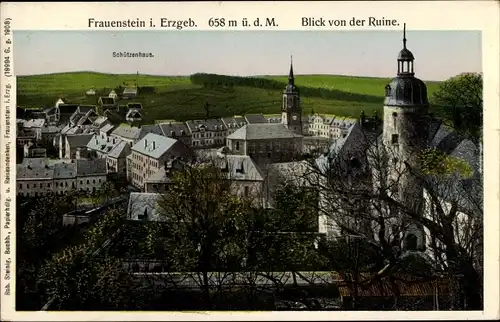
16,72,441,122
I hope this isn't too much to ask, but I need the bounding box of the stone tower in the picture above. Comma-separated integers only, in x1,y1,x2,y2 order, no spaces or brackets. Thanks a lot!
282,56,302,135
383,24,429,251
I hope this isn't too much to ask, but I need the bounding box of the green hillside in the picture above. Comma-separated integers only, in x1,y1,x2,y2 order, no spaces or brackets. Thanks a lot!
16,72,441,122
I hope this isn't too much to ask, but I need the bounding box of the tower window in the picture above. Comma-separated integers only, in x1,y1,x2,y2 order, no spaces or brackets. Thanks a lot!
391,134,399,144
404,233,418,251
385,85,391,96
392,112,398,118
235,141,240,151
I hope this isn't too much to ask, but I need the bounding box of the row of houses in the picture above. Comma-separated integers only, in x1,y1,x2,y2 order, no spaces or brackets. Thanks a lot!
16,158,108,197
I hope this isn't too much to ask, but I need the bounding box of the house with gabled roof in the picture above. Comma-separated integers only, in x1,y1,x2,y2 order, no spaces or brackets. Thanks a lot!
63,134,93,159
226,123,303,163
107,140,131,175
221,116,247,137
127,133,195,190
122,87,138,99
98,96,116,114
108,89,118,99
110,123,141,145
56,104,79,124
158,121,191,147
185,118,227,148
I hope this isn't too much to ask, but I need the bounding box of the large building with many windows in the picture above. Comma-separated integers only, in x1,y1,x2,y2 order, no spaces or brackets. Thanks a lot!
127,133,195,190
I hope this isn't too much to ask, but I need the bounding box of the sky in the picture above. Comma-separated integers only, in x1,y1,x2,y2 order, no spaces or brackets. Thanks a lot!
14,30,481,81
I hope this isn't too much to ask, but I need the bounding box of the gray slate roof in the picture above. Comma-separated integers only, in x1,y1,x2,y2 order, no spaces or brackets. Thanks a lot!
227,123,303,141
108,141,131,159
111,124,141,140
100,123,115,135
87,133,122,154
57,104,79,115
185,119,227,133
244,114,267,124
17,163,54,180
200,151,265,181
132,133,178,159
41,125,63,134
127,192,164,222
66,134,93,148
221,116,247,129
76,158,107,177
138,124,163,140
159,122,190,137
92,116,109,127
53,162,77,179
23,119,46,128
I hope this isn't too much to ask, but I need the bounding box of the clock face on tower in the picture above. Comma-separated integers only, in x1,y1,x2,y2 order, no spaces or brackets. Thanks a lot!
292,115,298,121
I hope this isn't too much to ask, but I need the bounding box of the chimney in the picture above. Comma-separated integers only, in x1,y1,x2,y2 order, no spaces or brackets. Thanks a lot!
144,139,147,148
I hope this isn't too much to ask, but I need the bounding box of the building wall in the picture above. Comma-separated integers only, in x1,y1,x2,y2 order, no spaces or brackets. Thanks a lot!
191,130,226,148
76,175,107,193
17,179,54,197
226,139,247,156
230,180,265,207
383,104,429,250
53,178,78,194
129,141,194,190
107,156,127,175
243,138,303,163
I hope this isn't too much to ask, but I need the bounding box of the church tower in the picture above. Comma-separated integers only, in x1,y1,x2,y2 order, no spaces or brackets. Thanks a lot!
282,57,302,135
383,24,429,252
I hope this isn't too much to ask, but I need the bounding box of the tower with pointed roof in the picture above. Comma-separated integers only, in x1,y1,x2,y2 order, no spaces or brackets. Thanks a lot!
383,24,429,252
281,56,303,135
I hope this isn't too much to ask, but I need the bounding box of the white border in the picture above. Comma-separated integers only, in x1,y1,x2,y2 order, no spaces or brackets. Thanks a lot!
1,1,499,321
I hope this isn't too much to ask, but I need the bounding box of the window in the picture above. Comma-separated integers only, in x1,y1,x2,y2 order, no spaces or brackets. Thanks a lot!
80,180,83,184
27,184,30,189
34,183,37,188
235,141,240,151
385,85,391,96
244,186,249,197
404,234,418,251
391,134,399,144
93,179,96,184
87,180,90,184
19,184,22,189
99,178,101,183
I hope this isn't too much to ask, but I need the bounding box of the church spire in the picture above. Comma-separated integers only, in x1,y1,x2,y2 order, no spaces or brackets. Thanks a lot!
288,55,295,85
403,23,407,49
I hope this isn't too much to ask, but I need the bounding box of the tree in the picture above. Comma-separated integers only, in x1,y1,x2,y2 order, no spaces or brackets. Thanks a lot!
432,72,483,141
36,206,135,310
17,193,81,309
37,244,135,310
144,161,254,308
292,126,483,310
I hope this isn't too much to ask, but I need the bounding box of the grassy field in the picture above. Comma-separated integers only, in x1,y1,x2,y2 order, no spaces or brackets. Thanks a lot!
17,72,441,122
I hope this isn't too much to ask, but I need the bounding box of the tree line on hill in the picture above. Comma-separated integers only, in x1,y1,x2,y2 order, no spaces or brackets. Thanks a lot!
189,73,384,104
